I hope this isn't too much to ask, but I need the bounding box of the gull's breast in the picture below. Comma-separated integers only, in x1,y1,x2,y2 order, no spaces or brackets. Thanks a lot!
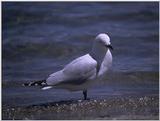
98,49,112,77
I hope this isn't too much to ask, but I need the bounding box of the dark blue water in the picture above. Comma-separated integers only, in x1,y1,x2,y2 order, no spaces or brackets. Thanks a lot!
2,2,159,107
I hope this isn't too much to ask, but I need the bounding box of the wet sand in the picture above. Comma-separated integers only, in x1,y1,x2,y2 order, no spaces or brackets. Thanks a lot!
2,95,159,120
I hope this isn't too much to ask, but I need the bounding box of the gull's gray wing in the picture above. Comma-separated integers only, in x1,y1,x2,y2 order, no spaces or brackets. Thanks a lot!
46,54,97,86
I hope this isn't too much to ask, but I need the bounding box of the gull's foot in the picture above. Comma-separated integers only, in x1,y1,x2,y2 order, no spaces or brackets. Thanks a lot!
83,90,88,100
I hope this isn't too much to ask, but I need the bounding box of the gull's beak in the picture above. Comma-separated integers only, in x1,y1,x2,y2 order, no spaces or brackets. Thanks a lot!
105,44,113,50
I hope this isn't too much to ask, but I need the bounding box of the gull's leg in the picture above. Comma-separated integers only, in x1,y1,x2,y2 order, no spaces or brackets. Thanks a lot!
83,90,87,100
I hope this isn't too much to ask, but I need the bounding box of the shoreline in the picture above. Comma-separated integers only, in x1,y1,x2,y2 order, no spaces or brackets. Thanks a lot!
2,95,159,120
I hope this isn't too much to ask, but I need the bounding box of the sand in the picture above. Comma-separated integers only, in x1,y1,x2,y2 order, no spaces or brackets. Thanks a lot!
2,95,159,120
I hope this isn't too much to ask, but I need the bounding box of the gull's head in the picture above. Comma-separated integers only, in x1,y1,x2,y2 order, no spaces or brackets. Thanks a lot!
91,33,113,64
95,33,113,50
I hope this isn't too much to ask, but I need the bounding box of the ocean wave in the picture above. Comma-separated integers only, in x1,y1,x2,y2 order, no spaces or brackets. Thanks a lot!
2,42,80,60
3,2,158,28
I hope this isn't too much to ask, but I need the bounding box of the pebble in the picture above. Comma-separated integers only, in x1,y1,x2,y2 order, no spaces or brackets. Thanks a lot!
11,108,15,111
144,96,149,101
100,102,103,105
78,100,82,103
94,100,97,103
139,97,143,101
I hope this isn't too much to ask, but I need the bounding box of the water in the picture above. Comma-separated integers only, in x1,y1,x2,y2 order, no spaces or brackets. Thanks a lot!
2,2,159,107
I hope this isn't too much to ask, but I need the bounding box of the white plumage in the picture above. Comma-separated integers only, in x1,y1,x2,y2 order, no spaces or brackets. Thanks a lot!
46,54,97,91
42,33,113,99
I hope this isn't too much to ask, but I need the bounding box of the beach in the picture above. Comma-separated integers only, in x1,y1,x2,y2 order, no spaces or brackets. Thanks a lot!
2,95,159,120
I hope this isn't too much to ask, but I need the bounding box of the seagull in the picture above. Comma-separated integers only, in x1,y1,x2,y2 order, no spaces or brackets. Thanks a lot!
23,33,113,100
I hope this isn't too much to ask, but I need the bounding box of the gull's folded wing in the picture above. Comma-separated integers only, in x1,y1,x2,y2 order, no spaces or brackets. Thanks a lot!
46,54,97,86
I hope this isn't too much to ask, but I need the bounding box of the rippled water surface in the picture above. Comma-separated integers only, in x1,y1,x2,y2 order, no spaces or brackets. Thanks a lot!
2,2,159,107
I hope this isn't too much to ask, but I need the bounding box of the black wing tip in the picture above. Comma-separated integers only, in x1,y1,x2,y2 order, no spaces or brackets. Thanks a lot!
22,80,47,87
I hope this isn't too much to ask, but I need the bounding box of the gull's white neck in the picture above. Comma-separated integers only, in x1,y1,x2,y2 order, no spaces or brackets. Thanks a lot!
90,41,112,77
98,49,112,77
90,42,106,65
